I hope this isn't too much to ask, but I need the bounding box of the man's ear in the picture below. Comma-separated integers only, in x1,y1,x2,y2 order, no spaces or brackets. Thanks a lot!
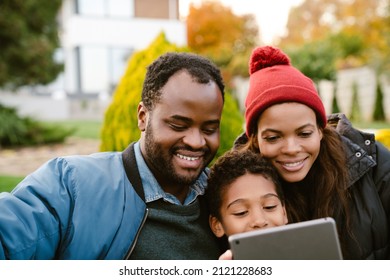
209,216,225,238
137,102,147,131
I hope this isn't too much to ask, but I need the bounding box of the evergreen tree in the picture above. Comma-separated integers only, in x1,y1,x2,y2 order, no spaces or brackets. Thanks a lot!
332,84,340,113
373,78,386,121
0,0,63,88
349,82,361,122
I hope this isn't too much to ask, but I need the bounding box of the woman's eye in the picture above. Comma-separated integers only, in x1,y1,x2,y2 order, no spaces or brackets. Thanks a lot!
264,135,279,142
300,131,313,138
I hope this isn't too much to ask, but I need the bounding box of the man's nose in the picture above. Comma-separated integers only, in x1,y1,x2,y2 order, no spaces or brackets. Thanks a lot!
182,129,206,149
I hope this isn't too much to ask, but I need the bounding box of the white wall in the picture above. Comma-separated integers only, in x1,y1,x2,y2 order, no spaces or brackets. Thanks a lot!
58,0,186,95
336,66,377,121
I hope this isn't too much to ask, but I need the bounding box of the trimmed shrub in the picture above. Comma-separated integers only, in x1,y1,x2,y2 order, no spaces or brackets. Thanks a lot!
349,82,361,122
332,84,341,113
373,79,386,121
0,104,74,147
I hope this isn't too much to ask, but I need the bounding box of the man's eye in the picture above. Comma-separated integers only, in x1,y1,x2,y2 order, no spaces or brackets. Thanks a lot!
203,127,218,135
170,124,186,131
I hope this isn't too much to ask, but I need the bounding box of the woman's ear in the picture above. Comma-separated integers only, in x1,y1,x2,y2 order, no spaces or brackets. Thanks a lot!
209,216,225,238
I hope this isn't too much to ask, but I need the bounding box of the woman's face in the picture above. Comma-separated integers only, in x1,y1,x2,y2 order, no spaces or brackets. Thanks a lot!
255,102,323,183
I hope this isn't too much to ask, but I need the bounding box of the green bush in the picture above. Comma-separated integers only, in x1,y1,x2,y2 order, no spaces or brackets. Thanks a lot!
0,104,75,147
100,32,244,159
217,93,244,159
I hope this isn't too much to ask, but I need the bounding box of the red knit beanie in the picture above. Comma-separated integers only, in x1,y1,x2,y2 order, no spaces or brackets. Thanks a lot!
245,46,327,137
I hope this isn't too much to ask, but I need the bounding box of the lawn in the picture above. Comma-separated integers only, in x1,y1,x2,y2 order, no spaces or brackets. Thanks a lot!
353,121,390,130
46,120,102,139
0,175,24,193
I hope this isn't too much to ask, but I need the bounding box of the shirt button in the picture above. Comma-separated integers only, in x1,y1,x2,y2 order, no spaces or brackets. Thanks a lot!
365,140,371,145
356,152,362,158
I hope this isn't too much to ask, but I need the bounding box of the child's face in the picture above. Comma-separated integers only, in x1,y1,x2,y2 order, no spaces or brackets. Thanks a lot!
210,173,288,237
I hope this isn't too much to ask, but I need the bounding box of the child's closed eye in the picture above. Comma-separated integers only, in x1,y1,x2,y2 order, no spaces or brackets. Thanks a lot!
263,205,277,211
232,211,248,217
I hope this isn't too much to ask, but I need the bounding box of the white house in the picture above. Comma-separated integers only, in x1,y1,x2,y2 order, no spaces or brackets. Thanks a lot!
1,0,187,120
53,0,186,97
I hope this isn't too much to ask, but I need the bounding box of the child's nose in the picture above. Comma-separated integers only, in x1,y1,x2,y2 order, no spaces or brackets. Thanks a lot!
250,211,268,229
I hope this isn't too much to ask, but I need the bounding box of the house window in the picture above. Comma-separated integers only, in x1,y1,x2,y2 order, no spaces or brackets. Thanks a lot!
76,0,134,17
77,0,105,16
76,46,132,94
109,48,133,90
79,46,109,93
108,0,134,17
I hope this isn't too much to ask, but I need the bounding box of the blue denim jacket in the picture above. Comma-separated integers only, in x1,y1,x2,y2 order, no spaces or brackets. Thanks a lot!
0,142,208,259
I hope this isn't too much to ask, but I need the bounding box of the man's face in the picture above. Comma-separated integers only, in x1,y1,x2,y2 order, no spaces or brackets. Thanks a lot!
138,70,224,194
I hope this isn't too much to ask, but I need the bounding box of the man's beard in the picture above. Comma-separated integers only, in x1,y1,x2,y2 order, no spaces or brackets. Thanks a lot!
143,121,210,186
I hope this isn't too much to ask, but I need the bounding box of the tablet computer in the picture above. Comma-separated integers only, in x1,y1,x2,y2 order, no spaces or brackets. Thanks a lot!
228,217,343,260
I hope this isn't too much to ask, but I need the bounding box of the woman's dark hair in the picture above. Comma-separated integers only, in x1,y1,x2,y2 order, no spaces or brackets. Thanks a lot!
206,149,284,220
142,52,225,110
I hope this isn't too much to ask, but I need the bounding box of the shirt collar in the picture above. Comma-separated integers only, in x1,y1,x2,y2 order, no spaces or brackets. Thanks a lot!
133,142,208,205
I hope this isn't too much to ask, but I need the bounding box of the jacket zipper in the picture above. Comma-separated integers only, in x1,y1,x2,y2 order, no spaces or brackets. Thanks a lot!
123,208,149,259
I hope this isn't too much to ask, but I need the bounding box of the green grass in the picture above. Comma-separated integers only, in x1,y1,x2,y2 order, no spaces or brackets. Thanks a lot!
45,120,102,139
0,175,24,193
352,121,390,130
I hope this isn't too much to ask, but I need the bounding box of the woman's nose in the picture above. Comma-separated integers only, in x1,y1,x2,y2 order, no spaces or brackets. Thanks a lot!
281,137,301,154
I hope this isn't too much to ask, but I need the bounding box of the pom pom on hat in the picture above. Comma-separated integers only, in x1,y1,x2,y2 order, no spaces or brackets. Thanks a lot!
249,46,290,75
245,46,327,137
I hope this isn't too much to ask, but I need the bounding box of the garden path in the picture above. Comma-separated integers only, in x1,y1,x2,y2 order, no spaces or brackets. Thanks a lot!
0,137,101,177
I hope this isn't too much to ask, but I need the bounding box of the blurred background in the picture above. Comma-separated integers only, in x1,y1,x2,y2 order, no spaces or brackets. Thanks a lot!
1,0,389,189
